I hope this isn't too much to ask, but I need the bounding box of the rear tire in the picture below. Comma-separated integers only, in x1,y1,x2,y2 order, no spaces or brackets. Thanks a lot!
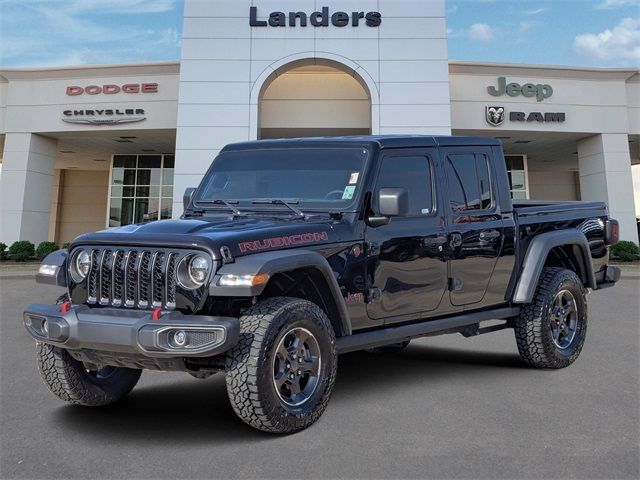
514,267,587,369
225,297,337,434
36,343,142,406
366,340,410,354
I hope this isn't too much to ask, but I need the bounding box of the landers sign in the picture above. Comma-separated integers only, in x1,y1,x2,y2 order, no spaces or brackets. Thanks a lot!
249,6,382,27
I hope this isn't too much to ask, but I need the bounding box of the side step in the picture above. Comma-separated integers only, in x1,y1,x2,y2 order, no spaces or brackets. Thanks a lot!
336,307,520,354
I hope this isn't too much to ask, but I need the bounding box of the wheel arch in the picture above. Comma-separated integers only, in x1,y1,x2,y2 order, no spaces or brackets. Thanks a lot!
210,250,352,336
513,230,596,304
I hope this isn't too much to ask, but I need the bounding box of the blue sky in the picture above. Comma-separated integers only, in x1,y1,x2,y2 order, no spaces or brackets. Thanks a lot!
0,0,638,68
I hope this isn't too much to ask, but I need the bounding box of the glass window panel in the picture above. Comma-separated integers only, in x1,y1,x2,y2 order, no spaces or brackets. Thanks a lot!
377,156,432,216
162,186,173,197
136,169,161,186
113,155,137,168
110,186,134,197
163,155,175,169
446,154,481,212
512,191,527,200
109,198,134,227
134,198,160,223
505,155,525,170
511,172,526,190
160,198,172,220
135,186,160,198
112,169,136,186
162,168,174,187
138,155,162,168
477,155,492,209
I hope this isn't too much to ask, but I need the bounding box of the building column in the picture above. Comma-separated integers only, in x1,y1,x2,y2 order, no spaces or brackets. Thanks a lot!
0,133,57,245
578,134,638,242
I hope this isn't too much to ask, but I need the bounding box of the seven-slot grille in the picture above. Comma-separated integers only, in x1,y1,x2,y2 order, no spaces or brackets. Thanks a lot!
82,248,180,310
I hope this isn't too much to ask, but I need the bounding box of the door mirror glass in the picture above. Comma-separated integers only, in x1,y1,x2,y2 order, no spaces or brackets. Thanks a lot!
183,187,196,211
379,188,409,217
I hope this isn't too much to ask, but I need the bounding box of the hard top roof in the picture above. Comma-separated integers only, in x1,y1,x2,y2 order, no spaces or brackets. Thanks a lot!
222,135,501,152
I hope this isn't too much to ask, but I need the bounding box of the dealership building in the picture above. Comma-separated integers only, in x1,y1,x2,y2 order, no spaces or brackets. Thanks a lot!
1,0,639,245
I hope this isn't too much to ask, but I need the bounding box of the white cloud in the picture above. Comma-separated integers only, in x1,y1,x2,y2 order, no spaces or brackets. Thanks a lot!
573,17,640,64
596,0,639,9
468,23,496,42
525,7,548,15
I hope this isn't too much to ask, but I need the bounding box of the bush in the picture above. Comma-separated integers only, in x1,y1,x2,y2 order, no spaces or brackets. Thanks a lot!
9,240,36,262
610,240,640,262
0,243,7,261
36,241,60,260
62,243,71,250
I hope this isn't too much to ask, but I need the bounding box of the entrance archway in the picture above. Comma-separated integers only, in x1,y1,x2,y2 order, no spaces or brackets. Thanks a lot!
256,58,374,139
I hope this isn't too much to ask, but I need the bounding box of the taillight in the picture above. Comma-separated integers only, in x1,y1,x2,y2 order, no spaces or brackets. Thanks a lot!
605,219,619,246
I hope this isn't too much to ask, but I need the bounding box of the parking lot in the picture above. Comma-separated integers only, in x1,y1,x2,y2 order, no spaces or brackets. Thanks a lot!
1,272,638,480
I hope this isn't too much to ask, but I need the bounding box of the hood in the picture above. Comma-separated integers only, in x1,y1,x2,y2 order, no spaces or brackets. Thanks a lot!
71,215,357,259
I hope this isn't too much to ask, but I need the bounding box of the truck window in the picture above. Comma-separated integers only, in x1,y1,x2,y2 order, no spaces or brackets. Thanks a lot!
445,153,492,212
377,156,433,215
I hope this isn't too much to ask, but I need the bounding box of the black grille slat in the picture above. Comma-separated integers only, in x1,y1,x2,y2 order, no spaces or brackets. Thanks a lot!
87,250,99,303
138,251,151,308
152,252,165,308
100,250,113,305
112,251,125,306
125,251,138,307
166,253,177,308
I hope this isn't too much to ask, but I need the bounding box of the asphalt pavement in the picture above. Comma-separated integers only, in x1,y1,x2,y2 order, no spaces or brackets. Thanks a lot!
1,274,638,479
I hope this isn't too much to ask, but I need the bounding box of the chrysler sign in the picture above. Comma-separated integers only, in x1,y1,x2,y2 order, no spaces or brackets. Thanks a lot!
62,108,146,125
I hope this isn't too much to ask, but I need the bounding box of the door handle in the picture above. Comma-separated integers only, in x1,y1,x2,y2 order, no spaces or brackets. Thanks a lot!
422,235,448,248
479,230,501,241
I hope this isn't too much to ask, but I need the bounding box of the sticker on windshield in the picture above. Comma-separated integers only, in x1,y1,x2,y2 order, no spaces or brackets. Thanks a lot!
342,186,356,200
348,172,359,184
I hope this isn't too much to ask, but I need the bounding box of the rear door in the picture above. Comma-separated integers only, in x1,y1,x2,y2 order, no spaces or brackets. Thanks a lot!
365,149,448,322
441,147,504,307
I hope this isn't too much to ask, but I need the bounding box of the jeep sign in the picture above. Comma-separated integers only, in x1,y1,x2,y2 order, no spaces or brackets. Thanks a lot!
488,77,553,102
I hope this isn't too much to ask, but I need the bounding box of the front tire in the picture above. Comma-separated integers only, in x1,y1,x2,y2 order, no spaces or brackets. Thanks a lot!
36,343,142,406
514,267,587,369
225,297,337,434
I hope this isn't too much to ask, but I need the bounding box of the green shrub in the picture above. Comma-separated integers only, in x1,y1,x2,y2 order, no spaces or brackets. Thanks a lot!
36,241,60,259
0,242,7,261
9,240,36,262
62,243,71,250
610,240,640,262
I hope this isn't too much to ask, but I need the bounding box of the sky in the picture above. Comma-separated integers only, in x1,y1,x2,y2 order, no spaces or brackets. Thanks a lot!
0,0,638,68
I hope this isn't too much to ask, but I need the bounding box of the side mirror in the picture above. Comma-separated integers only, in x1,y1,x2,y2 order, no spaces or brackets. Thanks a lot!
379,188,409,217
183,187,196,211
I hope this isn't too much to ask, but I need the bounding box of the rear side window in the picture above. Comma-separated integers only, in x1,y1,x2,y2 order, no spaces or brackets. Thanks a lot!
445,153,492,212
377,156,433,215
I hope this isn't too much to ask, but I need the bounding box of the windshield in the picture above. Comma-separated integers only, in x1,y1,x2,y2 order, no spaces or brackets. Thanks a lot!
194,147,370,211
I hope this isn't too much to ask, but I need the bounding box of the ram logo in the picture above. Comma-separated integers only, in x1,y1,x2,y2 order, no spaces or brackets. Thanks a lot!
486,106,505,127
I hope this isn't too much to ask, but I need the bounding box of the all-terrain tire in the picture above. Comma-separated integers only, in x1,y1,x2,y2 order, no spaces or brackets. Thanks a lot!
36,343,142,406
514,267,587,369
225,297,338,434
366,340,410,354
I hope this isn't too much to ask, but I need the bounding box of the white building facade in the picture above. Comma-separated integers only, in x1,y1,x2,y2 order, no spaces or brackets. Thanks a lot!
0,0,638,245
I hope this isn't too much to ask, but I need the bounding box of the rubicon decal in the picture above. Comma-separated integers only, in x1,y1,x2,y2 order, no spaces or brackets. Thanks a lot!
62,108,146,125
239,232,329,253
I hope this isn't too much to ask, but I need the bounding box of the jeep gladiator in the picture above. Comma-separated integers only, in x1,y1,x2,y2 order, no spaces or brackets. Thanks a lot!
25,136,621,433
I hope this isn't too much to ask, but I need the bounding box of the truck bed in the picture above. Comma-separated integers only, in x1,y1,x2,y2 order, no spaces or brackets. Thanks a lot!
513,200,608,225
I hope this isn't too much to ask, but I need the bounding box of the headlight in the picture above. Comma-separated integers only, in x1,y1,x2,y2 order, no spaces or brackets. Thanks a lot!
177,254,211,290
70,250,91,282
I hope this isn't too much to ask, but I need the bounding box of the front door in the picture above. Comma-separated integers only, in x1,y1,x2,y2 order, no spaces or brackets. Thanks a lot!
441,148,504,307
365,150,448,322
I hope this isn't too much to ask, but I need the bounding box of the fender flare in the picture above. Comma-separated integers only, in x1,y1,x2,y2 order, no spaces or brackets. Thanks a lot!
210,249,352,336
513,229,596,304
36,249,68,287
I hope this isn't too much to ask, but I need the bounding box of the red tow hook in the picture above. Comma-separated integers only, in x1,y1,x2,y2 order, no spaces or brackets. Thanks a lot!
60,301,72,314
152,308,163,321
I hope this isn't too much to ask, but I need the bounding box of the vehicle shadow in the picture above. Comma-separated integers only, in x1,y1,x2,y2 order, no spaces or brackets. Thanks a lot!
52,343,525,443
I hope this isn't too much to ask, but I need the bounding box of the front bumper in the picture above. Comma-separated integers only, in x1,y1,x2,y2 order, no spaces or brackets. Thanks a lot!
23,304,239,358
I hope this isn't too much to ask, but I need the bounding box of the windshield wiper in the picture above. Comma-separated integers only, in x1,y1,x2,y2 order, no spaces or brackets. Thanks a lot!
195,199,243,216
251,198,306,218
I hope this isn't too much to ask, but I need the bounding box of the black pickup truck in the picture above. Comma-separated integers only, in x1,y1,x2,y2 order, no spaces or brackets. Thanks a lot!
26,136,621,433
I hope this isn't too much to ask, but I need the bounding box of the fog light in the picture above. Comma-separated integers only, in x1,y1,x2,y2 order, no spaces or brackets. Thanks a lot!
173,330,187,347
42,319,49,336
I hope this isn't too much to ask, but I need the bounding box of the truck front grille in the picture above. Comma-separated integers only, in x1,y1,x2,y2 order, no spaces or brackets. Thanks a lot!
84,248,180,310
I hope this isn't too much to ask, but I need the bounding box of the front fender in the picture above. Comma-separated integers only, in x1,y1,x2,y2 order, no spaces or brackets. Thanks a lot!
513,230,596,304
210,249,352,336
